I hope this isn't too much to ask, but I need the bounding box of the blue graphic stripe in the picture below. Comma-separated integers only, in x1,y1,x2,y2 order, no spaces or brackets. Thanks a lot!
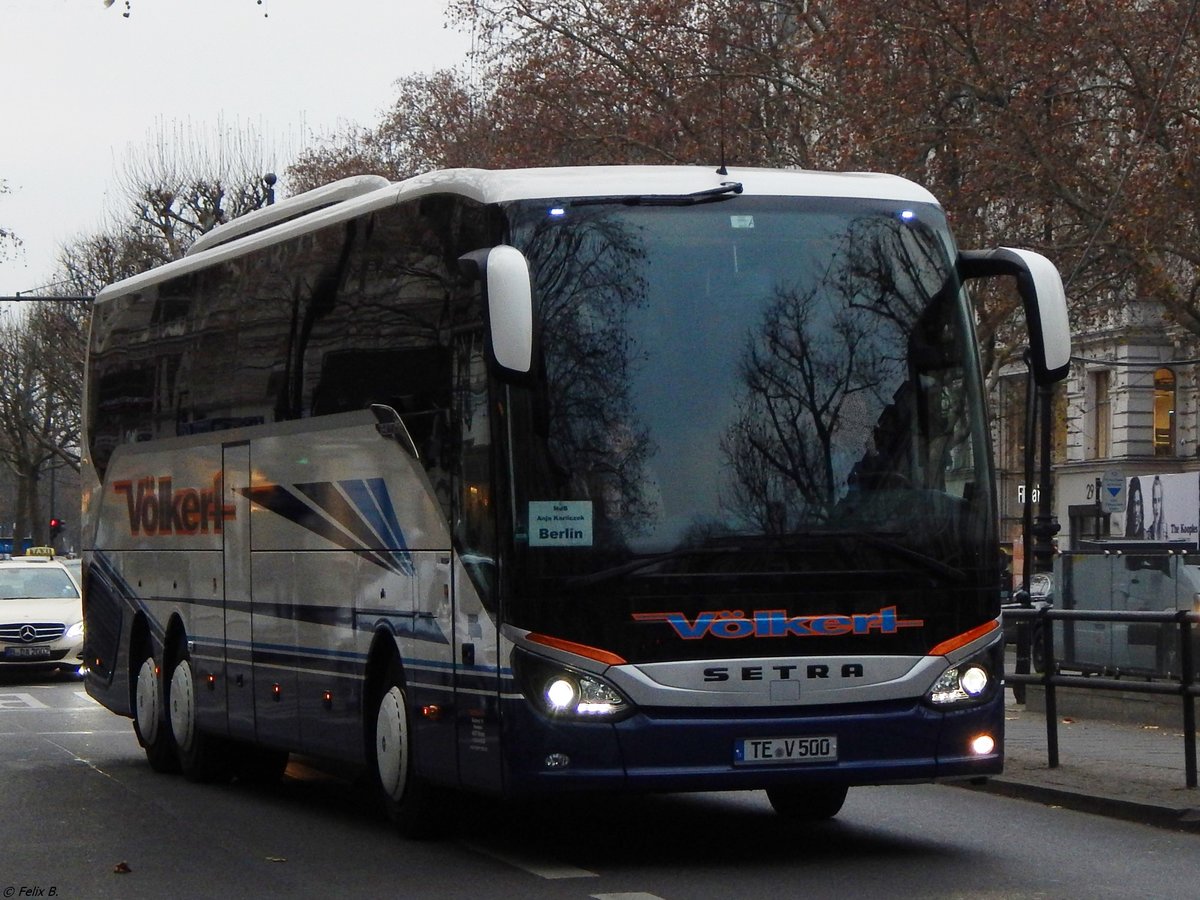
243,482,411,576
340,477,414,574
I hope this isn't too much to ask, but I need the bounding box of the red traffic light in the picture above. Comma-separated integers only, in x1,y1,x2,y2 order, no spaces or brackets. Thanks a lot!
49,517,65,538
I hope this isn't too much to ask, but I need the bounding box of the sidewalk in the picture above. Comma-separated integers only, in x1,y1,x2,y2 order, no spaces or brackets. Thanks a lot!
965,691,1200,831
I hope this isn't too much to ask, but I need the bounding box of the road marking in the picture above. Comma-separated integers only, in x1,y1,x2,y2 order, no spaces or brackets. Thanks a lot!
592,895,666,900
463,842,599,879
0,692,50,709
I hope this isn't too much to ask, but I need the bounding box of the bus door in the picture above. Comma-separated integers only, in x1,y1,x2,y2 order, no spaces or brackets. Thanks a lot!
222,442,256,741
453,564,503,792
450,332,503,793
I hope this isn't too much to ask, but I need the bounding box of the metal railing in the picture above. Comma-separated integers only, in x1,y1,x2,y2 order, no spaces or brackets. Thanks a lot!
1004,607,1198,788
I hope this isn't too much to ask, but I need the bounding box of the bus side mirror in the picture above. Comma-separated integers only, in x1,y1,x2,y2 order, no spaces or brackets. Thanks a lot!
959,248,1071,385
459,245,534,376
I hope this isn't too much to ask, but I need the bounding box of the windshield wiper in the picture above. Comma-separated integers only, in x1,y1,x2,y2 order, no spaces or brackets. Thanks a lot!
559,547,744,589
558,530,965,590
810,530,966,582
571,181,744,208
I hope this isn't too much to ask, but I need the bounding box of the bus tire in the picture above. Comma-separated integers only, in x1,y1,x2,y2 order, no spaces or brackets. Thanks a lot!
166,648,231,782
766,784,848,821
368,658,447,839
133,654,180,774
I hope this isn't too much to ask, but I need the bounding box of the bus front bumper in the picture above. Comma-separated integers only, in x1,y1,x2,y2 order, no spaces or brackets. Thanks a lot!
501,693,1003,794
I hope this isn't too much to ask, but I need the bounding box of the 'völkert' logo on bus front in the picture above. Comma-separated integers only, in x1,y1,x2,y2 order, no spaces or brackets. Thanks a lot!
632,606,924,640
112,474,236,536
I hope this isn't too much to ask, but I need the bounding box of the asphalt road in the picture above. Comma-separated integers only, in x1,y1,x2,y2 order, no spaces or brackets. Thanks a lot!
3,672,1200,900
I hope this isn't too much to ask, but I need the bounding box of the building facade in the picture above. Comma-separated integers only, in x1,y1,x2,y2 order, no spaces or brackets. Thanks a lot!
1000,301,1200,552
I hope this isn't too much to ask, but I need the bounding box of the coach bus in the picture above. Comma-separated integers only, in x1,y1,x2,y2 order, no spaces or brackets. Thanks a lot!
82,165,1070,836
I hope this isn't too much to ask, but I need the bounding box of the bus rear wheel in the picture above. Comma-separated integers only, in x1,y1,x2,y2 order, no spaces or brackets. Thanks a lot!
368,660,446,839
166,650,230,782
766,784,849,821
133,654,180,773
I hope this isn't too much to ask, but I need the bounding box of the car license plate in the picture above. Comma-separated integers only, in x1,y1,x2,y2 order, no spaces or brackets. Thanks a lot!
735,735,837,765
4,646,53,660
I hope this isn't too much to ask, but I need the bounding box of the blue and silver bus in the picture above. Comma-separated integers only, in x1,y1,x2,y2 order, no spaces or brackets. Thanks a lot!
82,166,1070,835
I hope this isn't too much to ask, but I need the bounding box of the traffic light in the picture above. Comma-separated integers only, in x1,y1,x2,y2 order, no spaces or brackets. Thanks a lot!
49,517,65,539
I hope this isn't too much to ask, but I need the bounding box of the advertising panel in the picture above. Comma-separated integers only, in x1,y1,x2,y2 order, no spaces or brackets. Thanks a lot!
1109,472,1199,546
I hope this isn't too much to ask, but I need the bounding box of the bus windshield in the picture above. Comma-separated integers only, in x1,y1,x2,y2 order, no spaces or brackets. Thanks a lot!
502,196,995,661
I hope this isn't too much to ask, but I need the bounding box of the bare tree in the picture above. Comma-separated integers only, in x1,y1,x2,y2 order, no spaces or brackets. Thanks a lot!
291,0,1200,381
112,118,281,263
0,304,80,546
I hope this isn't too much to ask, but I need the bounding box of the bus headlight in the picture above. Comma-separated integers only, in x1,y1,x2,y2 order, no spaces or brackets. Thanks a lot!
543,673,626,716
514,649,633,721
927,658,996,708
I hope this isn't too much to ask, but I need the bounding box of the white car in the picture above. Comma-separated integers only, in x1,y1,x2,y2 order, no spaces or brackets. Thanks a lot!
0,551,85,673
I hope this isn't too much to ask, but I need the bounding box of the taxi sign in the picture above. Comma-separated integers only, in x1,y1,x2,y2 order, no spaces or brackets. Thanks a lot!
24,546,56,558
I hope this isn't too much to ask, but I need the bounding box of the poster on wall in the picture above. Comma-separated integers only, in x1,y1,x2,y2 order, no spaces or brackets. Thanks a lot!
1109,472,1200,545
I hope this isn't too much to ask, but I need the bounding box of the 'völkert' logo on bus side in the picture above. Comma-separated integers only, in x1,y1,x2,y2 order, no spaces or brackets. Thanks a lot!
112,474,236,536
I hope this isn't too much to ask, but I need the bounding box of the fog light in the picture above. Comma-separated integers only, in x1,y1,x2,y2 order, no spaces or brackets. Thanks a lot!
971,734,996,756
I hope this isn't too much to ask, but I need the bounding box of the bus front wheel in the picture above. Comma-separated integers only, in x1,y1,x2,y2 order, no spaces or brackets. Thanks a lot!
766,784,849,821
133,654,180,773
368,659,446,839
166,650,230,782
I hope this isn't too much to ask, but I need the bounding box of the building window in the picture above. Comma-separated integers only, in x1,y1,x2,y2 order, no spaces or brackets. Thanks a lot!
1154,367,1175,457
1090,370,1111,459
998,376,1025,473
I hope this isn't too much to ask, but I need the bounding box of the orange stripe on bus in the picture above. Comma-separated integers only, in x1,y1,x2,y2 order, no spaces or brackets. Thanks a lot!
526,633,627,666
927,620,1000,657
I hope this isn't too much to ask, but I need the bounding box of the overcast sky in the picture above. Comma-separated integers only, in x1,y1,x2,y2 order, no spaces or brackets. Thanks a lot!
0,0,471,296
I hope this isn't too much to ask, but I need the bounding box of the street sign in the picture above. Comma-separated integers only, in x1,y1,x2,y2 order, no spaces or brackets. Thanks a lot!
1100,469,1125,514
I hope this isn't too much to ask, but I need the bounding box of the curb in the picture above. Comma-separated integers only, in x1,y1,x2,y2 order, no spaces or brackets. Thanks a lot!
961,777,1200,833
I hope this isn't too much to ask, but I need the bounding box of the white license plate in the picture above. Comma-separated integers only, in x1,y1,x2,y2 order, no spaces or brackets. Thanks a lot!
735,735,838,765
4,646,53,660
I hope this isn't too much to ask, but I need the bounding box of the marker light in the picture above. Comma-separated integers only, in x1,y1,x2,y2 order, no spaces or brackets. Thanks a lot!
971,734,996,756
899,209,916,222
548,207,567,217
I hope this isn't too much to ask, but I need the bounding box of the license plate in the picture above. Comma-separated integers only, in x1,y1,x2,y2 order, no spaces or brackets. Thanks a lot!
735,735,838,765
3,646,53,660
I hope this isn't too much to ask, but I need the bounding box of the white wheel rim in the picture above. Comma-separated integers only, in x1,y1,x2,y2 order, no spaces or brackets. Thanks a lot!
169,659,196,752
376,685,409,801
135,658,160,744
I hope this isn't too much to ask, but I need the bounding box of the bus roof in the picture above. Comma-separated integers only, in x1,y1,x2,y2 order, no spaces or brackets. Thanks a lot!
94,165,941,304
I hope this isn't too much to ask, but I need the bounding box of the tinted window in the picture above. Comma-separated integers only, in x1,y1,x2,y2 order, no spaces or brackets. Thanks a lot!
87,195,489,484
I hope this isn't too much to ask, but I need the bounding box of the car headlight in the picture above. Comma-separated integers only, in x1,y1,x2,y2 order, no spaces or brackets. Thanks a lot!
926,647,1000,708
513,648,633,721
65,621,85,640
